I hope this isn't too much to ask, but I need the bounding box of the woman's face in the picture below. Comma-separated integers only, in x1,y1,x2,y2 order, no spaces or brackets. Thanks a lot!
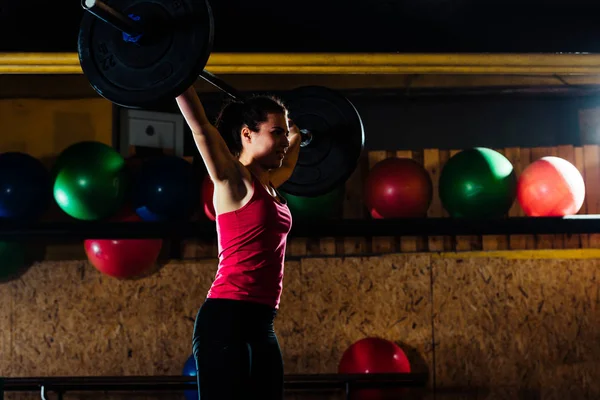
243,112,290,169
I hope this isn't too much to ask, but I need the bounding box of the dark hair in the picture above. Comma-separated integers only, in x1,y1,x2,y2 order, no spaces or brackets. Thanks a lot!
214,95,287,156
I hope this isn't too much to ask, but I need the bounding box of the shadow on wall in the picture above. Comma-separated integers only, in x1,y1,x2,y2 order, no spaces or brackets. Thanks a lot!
397,340,429,375
0,242,46,284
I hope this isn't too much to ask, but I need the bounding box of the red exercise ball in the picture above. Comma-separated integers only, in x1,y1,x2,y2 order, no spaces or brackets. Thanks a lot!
364,158,433,218
339,337,411,400
84,212,163,279
517,156,585,217
201,174,216,221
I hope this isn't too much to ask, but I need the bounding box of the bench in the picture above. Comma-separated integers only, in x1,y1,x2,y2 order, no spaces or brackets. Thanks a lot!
1,373,428,399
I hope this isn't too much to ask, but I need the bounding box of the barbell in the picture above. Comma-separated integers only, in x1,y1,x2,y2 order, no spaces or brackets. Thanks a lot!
78,0,365,197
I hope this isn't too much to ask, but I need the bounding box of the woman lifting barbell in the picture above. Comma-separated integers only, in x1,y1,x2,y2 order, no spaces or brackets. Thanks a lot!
176,86,301,400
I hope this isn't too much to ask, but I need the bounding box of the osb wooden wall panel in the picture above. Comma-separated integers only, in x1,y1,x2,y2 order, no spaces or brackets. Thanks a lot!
0,256,429,376
298,254,433,374
0,255,432,400
0,259,306,377
0,288,9,372
433,256,600,400
3,260,207,377
2,252,600,400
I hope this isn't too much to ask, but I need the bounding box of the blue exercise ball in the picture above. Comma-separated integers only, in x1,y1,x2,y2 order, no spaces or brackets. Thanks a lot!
132,156,198,221
182,354,198,400
0,152,51,221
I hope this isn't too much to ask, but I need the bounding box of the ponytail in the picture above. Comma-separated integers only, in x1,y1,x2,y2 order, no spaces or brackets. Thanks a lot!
214,100,245,156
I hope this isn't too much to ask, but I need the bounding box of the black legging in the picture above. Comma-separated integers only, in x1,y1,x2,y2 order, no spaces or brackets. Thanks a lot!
192,298,284,400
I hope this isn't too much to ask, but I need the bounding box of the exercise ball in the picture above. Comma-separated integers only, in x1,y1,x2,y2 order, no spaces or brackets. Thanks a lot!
132,156,198,221
364,157,433,218
201,174,216,221
84,213,163,279
0,152,51,221
517,156,585,216
339,337,411,400
182,354,198,400
53,141,128,220
0,241,27,282
439,148,517,218
281,184,345,219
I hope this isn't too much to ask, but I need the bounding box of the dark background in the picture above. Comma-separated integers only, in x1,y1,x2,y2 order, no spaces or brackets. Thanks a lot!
6,0,600,150
160,87,600,154
3,0,600,53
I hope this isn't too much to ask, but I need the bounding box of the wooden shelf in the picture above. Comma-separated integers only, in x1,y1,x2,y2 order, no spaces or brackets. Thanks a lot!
4,52,600,75
0,216,599,242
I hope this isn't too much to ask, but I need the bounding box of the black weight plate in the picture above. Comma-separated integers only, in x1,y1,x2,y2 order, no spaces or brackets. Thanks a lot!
78,0,214,109
280,86,365,197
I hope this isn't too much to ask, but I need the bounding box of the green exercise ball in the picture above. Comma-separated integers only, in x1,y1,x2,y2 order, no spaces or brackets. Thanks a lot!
53,141,128,221
439,147,517,218
281,185,345,219
0,241,27,282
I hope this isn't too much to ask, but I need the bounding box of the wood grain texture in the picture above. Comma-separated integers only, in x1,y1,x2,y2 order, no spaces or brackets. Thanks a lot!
433,256,600,399
299,254,433,378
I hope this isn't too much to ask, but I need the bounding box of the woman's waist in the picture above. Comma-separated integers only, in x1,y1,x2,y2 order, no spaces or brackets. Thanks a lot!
215,253,285,281
197,298,278,330
218,243,287,262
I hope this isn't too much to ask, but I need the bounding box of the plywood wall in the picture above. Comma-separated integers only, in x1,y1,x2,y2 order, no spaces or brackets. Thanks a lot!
0,98,113,160
1,251,599,399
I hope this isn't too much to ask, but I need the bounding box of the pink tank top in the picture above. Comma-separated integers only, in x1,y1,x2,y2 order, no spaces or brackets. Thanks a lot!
207,174,292,309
